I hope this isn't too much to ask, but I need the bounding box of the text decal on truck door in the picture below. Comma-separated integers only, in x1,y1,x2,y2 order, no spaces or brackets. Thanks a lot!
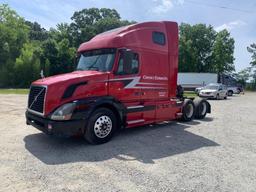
108,76,168,89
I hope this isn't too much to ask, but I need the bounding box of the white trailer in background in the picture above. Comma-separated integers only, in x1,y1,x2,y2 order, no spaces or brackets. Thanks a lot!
178,73,218,91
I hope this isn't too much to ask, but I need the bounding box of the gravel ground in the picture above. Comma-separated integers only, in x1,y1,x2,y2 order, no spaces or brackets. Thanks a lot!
0,93,256,192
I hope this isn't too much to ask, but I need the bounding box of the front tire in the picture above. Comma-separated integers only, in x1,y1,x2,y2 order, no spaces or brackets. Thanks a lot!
84,108,117,144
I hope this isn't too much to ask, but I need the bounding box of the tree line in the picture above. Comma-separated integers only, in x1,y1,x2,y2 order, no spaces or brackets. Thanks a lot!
0,4,254,89
179,23,235,73
235,44,256,90
0,4,134,87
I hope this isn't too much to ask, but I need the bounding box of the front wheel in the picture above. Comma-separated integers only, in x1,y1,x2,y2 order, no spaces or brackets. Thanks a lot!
84,108,117,144
216,94,220,100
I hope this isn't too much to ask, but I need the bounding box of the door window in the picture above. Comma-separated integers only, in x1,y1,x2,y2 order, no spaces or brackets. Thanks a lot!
116,52,139,75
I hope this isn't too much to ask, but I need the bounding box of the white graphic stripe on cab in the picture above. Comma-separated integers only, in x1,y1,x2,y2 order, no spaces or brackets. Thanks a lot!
108,76,168,89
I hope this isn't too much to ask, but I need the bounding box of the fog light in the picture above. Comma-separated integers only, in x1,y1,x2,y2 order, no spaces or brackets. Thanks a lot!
48,124,53,131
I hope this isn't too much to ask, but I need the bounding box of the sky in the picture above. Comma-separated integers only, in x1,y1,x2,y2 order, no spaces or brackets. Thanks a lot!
1,0,256,72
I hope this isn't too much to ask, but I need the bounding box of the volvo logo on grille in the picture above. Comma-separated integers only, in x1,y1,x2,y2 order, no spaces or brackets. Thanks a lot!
29,88,45,109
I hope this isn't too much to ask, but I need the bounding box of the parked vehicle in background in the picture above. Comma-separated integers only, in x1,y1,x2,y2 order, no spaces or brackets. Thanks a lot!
179,73,242,95
178,73,218,91
195,86,205,95
196,84,241,96
199,83,227,100
226,86,241,96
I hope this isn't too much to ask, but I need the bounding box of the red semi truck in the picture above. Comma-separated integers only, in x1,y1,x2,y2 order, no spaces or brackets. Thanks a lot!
26,21,211,144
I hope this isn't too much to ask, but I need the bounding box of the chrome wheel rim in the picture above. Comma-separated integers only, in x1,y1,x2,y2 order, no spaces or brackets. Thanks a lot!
94,115,112,138
186,104,194,118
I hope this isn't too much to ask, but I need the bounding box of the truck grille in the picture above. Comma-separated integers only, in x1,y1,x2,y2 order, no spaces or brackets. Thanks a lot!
28,86,46,114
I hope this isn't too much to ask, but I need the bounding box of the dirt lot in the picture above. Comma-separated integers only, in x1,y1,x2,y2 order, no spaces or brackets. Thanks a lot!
0,93,256,192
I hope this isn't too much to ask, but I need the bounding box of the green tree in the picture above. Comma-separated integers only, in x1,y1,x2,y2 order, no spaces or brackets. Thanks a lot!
41,39,59,75
233,67,251,87
247,43,256,90
57,38,76,73
38,8,132,77
41,38,76,76
179,24,197,72
179,24,235,74
0,4,29,87
14,43,41,87
25,21,48,41
0,5,135,87
179,23,216,72
247,43,256,66
70,8,134,47
212,29,235,73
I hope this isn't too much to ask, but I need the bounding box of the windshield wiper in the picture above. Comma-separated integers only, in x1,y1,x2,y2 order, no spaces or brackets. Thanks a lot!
87,55,100,70
87,66,99,70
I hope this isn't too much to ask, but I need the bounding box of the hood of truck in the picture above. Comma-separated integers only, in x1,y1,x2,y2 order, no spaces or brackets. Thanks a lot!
33,71,105,86
31,71,109,115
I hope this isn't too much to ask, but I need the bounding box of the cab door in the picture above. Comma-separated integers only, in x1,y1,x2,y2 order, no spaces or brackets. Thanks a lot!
108,49,144,127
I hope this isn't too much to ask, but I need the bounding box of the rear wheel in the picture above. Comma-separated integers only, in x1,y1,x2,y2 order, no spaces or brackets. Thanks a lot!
228,90,233,96
181,99,195,121
193,98,208,119
84,108,117,144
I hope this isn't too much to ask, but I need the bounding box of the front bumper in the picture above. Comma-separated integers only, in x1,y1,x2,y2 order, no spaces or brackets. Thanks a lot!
199,93,215,98
199,95,215,98
26,111,86,137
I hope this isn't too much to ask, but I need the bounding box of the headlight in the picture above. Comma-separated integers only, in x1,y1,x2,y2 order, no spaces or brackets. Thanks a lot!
50,103,76,121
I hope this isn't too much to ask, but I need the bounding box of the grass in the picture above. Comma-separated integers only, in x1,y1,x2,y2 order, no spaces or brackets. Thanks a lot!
184,91,197,98
0,89,29,94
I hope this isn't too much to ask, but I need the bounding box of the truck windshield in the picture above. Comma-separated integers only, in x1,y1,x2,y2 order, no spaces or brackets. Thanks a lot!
76,48,116,72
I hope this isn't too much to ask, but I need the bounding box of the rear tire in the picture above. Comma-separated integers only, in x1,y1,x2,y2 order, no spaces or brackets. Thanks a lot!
193,98,208,119
84,108,117,144
228,90,233,96
181,99,195,122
